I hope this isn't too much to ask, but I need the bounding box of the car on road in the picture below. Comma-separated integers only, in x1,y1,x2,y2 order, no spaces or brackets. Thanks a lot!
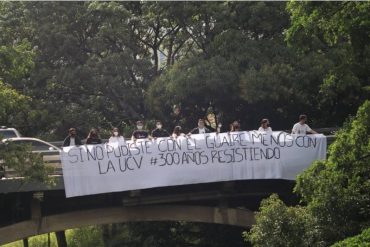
1,137,62,178
2,137,61,155
0,126,22,139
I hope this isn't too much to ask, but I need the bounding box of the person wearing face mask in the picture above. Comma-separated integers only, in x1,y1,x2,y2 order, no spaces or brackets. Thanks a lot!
151,121,170,138
108,127,125,144
86,128,102,145
258,118,272,133
188,119,211,135
230,120,241,132
131,120,149,141
62,127,82,147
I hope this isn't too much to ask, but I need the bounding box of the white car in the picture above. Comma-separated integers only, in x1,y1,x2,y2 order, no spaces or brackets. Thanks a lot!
2,137,61,154
1,137,62,178
0,126,22,139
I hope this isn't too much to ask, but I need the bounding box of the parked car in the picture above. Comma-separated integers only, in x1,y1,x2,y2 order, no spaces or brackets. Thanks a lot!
1,137,62,178
0,126,22,139
2,137,61,155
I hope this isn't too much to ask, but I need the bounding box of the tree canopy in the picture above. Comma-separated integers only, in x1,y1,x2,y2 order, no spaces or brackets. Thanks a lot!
0,1,368,138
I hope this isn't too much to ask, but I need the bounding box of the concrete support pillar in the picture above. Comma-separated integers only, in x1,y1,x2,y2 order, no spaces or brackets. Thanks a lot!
22,238,29,247
55,231,67,247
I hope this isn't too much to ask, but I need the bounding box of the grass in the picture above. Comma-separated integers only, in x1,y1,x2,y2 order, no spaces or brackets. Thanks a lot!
3,226,104,247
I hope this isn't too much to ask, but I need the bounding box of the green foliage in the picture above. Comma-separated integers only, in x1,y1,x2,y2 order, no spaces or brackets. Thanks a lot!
68,226,104,247
147,55,239,130
3,228,101,247
244,194,321,247
0,139,54,184
0,2,369,246
331,228,370,247
247,101,370,247
286,2,370,50
99,222,245,247
295,100,370,243
0,81,31,131
1,1,368,137
3,232,58,247
0,40,35,84
4,223,244,247
286,2,370,126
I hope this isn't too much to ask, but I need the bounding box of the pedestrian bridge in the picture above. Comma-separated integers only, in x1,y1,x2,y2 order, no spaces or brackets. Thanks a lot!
0,133,335,245
0,178,291,245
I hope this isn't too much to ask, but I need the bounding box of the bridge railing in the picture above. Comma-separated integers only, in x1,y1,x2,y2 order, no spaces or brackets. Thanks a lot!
48,128,340,148
1,129,338,179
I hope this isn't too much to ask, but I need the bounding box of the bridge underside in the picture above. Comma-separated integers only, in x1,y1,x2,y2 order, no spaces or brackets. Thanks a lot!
0,205,254,244
0,178,297,245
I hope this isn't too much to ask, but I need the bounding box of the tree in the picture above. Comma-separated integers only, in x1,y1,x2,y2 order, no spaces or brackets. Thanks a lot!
295,100,370,244
0,136,53,183
330,228,370,247
0,83,53,183
286,1,370,126
146,2,301,131
244,194,321,247
8,2,155,137
245,101,370,246
146,55,240,131
0,81,30,128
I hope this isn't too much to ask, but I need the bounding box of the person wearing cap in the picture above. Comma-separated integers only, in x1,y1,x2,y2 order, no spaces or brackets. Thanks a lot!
188,119,211,135
151,120,170,138
258,118,272,133
292,114,318,135
62,128,82,147
131,120,149,141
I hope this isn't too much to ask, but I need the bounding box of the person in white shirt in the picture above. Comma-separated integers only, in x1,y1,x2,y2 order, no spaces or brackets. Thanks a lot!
108,127,125,144
292,114,318,135
258,118,272,133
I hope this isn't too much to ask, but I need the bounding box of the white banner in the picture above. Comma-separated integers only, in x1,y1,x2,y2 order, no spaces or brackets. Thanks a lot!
61,131,327,198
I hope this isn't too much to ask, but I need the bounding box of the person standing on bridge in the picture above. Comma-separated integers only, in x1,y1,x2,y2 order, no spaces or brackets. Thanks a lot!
108,127,125,144
188,119,211,136
230,120,242,132
86,128,102,144
172,126,186,138
258,119,272,133
292,114,318,135
62,128,82,147
151,120,170,138
131,120,149,141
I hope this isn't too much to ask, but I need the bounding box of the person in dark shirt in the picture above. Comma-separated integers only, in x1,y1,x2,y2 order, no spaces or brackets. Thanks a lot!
151,121,170,138
188,119,211,135
131,120,149,141
62,128,82,147
230,120,242,132
86,128,102,145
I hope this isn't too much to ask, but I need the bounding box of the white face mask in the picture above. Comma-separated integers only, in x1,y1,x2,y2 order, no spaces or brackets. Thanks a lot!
157,124,162,129
137,125,143,130
113,131,119,136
